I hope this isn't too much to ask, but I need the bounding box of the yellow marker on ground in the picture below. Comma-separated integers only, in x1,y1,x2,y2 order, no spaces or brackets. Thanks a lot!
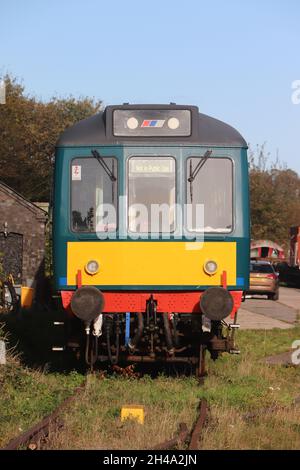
121,405,144,424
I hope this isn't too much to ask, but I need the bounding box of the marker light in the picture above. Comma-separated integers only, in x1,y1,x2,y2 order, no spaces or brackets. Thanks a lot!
167,117,180,129
204,260,218,275
127,117,139,129
85,260,100,275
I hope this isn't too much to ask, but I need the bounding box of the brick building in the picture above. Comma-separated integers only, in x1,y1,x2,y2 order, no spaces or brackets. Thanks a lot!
0,181,47,289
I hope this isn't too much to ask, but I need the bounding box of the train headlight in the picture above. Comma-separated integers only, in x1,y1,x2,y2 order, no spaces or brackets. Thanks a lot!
85,260,100,275
127,117,139,129
168,117,180,129
204,260,218,275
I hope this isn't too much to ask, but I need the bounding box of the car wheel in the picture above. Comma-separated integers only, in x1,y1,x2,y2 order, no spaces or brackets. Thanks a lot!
272,290,279,301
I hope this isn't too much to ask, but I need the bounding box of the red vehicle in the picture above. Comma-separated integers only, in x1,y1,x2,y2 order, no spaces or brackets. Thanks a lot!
250,240,285,260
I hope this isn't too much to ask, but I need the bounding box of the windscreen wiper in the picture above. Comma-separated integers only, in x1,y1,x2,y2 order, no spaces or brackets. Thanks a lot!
91,150,117,204
91,150,116,182
188,150,212,203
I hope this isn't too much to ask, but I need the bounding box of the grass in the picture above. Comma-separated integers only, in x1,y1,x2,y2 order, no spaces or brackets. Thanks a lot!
0,360,83,447
0,323,83,447
48,327,300,450
0,324,300,450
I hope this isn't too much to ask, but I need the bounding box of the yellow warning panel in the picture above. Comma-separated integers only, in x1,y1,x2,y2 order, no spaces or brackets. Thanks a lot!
67,241,237,286
121,405,144,424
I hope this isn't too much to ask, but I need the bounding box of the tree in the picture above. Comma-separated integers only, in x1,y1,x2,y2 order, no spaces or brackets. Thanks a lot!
249,144,300,249
0,74,101,201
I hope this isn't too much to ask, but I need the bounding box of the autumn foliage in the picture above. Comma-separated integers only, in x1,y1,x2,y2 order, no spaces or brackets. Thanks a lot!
249,144,300,247
0,75,101,201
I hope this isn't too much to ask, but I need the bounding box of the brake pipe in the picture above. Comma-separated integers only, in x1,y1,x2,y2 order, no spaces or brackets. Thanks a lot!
125,312,131,346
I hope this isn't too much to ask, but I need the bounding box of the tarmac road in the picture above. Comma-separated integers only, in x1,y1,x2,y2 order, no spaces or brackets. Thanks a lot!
236,287,300,330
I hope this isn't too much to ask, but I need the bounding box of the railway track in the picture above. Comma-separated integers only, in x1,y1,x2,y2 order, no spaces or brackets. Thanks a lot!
3,368,296,451
1,367,208,451
2,380,86,450
153,399,208,450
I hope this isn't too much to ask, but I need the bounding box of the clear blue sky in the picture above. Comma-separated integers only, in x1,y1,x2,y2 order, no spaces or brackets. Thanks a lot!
1,0,300,173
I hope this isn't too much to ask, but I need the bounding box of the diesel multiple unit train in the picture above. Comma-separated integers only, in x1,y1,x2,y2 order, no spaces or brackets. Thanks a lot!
53,104,250,374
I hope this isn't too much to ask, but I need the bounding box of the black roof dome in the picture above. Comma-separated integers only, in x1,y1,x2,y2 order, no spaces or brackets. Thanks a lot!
56,104,247,148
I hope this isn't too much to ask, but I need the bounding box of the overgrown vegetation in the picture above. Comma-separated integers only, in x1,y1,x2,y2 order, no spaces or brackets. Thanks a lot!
0,355,83,448
48,328,300,450
1,328,299,450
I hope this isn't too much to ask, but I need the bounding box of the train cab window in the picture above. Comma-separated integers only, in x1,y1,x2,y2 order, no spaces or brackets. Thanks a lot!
71,157,118,232
186,157,233,233
128,157,176,233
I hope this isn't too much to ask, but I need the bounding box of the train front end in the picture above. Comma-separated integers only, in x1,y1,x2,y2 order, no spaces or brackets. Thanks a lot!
53,104,250,374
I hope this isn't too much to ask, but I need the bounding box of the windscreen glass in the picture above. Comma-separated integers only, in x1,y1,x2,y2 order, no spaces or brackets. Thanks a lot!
250,264,274,273
186,157,233,233
128,157,176,233
71,157,117,232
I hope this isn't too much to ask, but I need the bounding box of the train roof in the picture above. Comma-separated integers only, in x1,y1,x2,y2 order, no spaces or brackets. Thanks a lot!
56,104,247,148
